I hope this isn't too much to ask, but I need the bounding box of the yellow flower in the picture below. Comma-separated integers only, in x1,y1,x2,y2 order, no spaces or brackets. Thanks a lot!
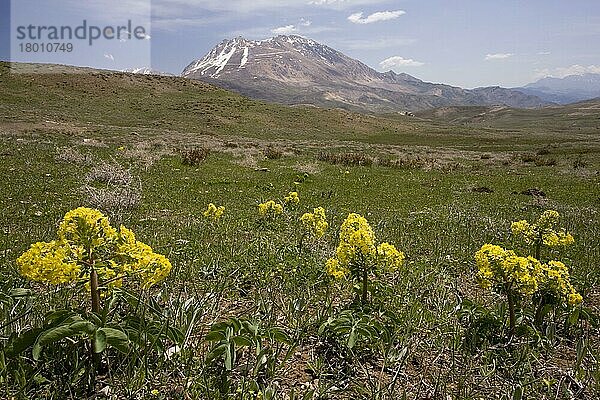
377,242,405,272
151,389,159,396
18,207,172,289
512,210,574,248
17,240,80,285
284,191,300,205
203,203,225,221
58,207,116,250
258,200,284,217
300,207,328,239
475,244,542,296
325,258,348,279
325,213,404,281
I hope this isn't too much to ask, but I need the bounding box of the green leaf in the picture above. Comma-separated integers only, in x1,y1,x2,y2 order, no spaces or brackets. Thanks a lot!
347,329,357,349
32,343,42,361
512,385,523,400
93,329,107,353
70,321,97,336
205,331,226,342
37,324,76,347
206,343,227,363
224,345,234,370
4,328,43,358
232,336,252,347
270,328,291,345
10,288,33,297
102,328,129,353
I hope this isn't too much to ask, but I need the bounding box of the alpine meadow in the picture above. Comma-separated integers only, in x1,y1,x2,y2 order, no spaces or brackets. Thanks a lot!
0,56,599,400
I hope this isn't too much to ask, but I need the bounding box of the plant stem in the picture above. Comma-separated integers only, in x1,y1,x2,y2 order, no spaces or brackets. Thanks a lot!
507,290,516,338
90,266,101,379
361,261,368,304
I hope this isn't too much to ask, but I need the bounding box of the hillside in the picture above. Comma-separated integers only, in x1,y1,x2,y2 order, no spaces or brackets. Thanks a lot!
415,99,600,133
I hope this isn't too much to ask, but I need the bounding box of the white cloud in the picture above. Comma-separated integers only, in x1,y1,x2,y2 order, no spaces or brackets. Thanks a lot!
534,64,600,79
537,51,551,55
300,18,312,26
348,10,405,24
485,53,513,60
379,56,424,70
271,25,298,35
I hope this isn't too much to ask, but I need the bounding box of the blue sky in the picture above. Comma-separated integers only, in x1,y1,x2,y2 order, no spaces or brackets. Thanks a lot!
2,0,600,88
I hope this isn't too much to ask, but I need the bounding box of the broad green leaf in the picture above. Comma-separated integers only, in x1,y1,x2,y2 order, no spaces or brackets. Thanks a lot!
205,331,226,342
93,329,107,353
232,336,252,347
102,328,129,353
70,321,97,336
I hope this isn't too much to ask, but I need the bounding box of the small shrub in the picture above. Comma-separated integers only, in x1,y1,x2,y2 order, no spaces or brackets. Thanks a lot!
573,156,587,169
534,157,557,167
82,161,141,223
55,146,94,166
264,146,284,160
318,152,374,167
180,147,210,166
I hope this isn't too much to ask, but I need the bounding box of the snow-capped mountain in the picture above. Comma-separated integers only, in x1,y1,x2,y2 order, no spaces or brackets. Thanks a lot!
517,73,600,104
123,67,173,76
182,35,548,112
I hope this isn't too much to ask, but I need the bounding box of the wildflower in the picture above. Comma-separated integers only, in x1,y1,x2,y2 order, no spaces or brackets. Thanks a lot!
475,244,542,296
284,191,300,205
300,207,328,239
325,213,405,302
151,389,159,396
17,240,80,285
325,258,348,279
539,260,582,305
203,203,225,221
258,200,284,217
512,210,574,248
17,207,172,289
377,242,405,272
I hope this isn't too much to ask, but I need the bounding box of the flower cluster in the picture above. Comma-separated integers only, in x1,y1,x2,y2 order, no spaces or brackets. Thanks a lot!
300,207,328,239
17,240,80,285
326,213,404,279
17,207,172,289
475,244,582,305
377,242,406,272
475,244,542,296
203,203,225,222
511,210,574,247
258,200,283,217
540,261,583,305
284,191,299,205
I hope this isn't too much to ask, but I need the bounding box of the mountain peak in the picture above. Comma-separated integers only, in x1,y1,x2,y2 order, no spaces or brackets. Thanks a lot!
182,36,548,112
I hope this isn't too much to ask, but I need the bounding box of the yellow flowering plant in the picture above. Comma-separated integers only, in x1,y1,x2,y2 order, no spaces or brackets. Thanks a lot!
475,210,582,336
16,207,172,364
325,213,405,303
284,191,300,206
511,210,574,259
203,203,225,222
299,207,329,249
258,200,284,218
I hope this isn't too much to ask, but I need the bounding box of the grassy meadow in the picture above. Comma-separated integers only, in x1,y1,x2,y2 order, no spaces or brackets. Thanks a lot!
0,63,599,399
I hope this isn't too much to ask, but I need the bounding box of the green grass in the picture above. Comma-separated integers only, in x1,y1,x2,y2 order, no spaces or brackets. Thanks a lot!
0,63,599,399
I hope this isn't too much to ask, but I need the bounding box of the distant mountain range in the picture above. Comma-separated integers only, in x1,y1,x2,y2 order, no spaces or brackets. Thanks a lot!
123,67,173,76
181,35,549,112
516,73,600,104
